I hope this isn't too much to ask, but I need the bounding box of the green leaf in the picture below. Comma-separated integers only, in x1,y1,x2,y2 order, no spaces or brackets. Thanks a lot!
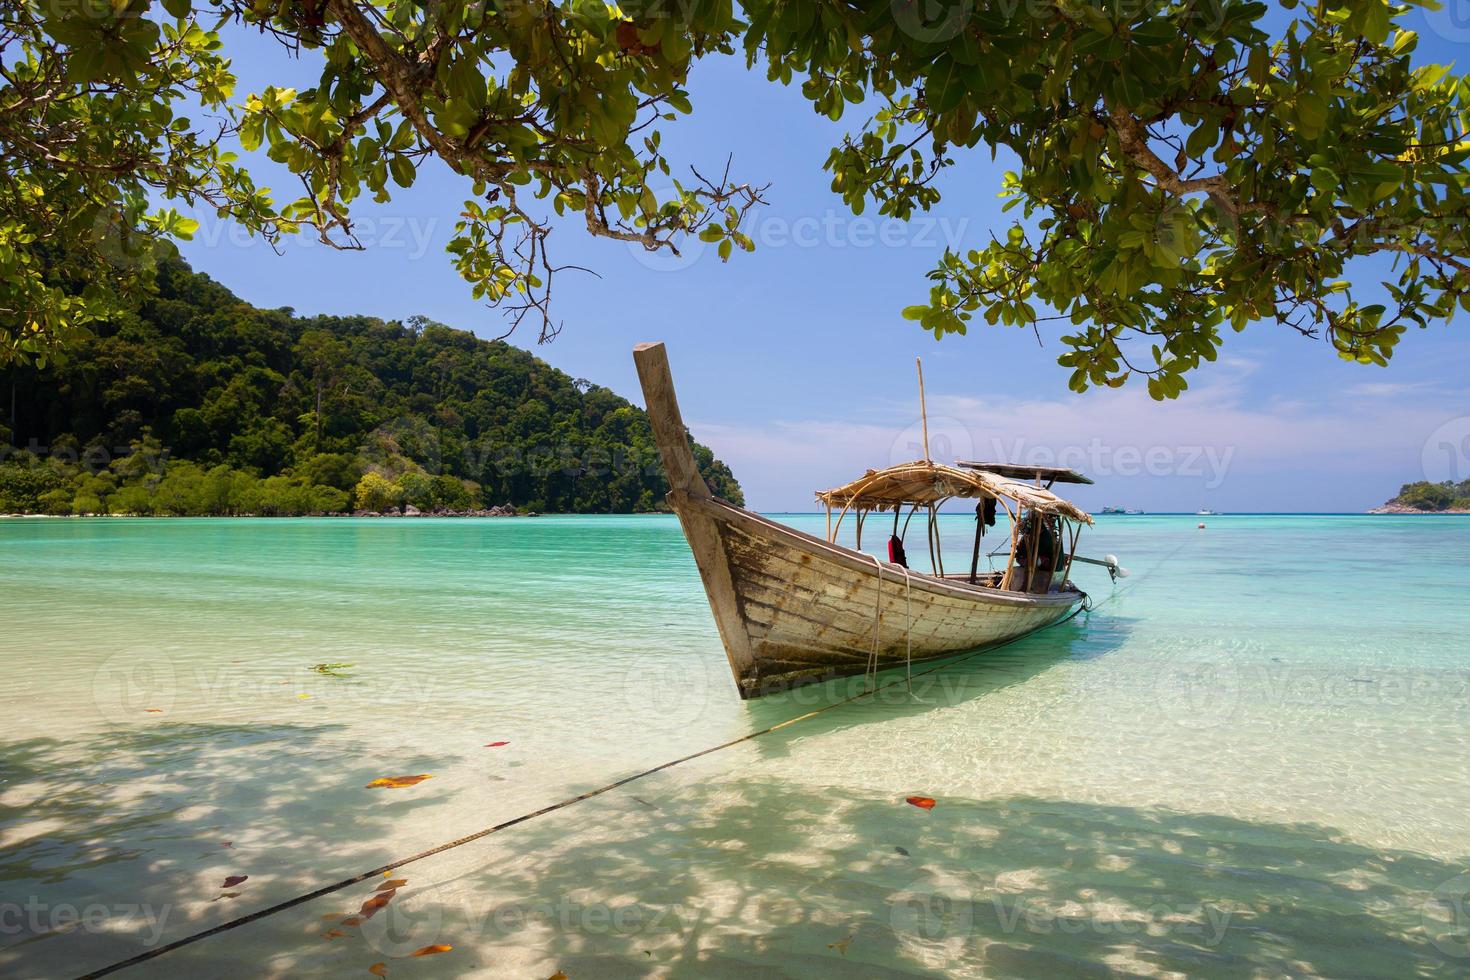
388,156,415,188
1296,92,1328,136
925,55,966,115
1361,0,1391,45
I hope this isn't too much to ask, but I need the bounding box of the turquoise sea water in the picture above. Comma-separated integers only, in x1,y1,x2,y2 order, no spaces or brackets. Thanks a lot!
2,514,1468,978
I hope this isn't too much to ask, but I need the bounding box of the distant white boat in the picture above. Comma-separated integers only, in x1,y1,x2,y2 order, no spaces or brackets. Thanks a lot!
1195,508,1218,516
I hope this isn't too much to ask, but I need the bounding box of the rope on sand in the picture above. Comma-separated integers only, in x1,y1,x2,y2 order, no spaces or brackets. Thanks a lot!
79,586,1117,980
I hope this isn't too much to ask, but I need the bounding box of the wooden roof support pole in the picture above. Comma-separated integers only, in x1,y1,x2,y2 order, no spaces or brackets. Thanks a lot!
926,504,939,576
998,498,1019,590
932,503,945,577
969,501,985,584
1025,511,1041,593
1062,520,1081,583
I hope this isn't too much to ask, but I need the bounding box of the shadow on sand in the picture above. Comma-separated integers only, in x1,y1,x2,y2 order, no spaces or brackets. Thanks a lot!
0,723,455,977
146,777,1470,978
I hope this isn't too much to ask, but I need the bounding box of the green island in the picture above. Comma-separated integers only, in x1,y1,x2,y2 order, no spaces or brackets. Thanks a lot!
1373,479,1470,514
0,260,741,517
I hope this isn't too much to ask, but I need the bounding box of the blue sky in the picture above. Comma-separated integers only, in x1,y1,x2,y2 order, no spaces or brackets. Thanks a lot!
179,10,1470,512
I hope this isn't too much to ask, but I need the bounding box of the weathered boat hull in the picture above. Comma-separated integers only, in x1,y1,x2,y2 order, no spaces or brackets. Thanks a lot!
669,489,1082,697
631,341,1084,699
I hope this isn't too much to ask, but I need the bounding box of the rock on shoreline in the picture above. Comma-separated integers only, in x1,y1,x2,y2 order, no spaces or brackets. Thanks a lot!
1367,502,1470,514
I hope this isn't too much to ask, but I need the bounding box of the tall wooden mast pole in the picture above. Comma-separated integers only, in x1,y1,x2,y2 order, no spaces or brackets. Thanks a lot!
916,357,930,462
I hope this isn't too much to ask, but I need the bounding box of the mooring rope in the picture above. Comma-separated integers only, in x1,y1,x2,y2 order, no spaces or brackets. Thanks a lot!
901,564,914,691
79,579,1122,980
867,554,884,680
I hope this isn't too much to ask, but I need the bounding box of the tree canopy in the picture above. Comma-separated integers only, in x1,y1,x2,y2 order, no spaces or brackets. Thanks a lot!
1389,478,1470,511
3,0,1466,397
0,257,743,514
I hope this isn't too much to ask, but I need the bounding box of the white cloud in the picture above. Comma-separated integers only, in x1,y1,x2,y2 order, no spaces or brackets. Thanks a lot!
691,362,1466,512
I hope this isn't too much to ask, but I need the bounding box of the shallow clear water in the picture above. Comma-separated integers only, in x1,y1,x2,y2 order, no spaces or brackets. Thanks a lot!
1,514,1468,978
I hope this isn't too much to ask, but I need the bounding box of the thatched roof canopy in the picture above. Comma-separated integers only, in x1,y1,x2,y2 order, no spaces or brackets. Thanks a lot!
815,461,1092,524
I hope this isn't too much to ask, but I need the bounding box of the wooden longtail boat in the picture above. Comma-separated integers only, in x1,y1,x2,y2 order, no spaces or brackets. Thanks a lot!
634,342,1100,699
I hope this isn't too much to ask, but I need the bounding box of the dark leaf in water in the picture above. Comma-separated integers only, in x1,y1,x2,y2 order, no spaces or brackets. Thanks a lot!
223,875,248,888
483,741,509,747
894,846,910,856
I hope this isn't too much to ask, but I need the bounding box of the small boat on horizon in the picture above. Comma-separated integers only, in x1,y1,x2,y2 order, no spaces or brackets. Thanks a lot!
633,342,1118,699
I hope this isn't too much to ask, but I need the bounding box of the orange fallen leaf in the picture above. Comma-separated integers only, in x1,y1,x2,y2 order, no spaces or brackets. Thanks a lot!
483,741,509,747
322,913,340,920
547,971,567,979
359,888,396,919
377,878,407,891
905,796,936,810
340,916,362,927
322,928,346,939
366,775,432,789
223,875,248,887
368,964,388,977
145,708,163,713
411,945,452,957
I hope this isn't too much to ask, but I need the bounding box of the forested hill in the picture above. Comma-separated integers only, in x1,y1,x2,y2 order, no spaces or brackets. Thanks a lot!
1377,480,1470,513
0,260,741,515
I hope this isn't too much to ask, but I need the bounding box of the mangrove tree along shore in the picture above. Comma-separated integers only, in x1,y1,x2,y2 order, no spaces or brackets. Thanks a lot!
0,260,741,517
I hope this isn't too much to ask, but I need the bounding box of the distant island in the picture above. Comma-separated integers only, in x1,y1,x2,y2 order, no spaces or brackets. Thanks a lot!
0,260,741,517
1371,480,1470,514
